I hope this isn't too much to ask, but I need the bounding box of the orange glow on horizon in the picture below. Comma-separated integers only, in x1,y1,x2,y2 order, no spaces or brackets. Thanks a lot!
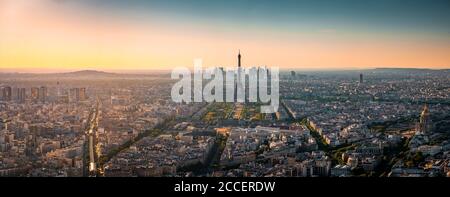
1,1,449,71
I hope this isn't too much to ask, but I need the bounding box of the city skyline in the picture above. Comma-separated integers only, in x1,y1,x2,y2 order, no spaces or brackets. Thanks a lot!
1,0,450,72
2,68,449,178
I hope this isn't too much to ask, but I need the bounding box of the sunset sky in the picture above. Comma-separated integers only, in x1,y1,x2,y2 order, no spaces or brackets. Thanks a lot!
1,0,450,72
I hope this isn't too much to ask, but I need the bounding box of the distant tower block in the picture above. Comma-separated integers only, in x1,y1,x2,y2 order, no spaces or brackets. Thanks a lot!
359,73,363,83
31,87,39,101
18,88,26,103
39,86,47,103
2,86,12,101
79,88,87,101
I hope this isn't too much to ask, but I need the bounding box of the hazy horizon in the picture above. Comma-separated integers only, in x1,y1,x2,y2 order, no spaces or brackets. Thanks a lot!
0,66,449,74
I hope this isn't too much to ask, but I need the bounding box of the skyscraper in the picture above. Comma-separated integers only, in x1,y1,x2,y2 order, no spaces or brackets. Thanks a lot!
31,87,39,102
39,86,47,103
2,86,12,101
79,88,87,101
16,88,26,103
69,88,80,102
56,81,61,97
359,73,363,83
20,88,26,103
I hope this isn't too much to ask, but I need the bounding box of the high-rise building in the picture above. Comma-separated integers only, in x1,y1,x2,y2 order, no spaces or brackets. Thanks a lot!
16,88,26,103
359,73,363,83
13,88,19,101
56,81,61,97
20,88,26,103
39,86,47,103
68,87,87,102
69,88,79,102
31,87,39,101
79,88,87,101
2,86,12,101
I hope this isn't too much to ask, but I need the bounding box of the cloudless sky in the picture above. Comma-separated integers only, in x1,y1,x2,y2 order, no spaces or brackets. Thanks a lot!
1,0,449,72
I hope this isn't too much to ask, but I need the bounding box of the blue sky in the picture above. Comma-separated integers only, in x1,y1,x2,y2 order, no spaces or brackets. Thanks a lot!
1,0,449,70
79,0,450,34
